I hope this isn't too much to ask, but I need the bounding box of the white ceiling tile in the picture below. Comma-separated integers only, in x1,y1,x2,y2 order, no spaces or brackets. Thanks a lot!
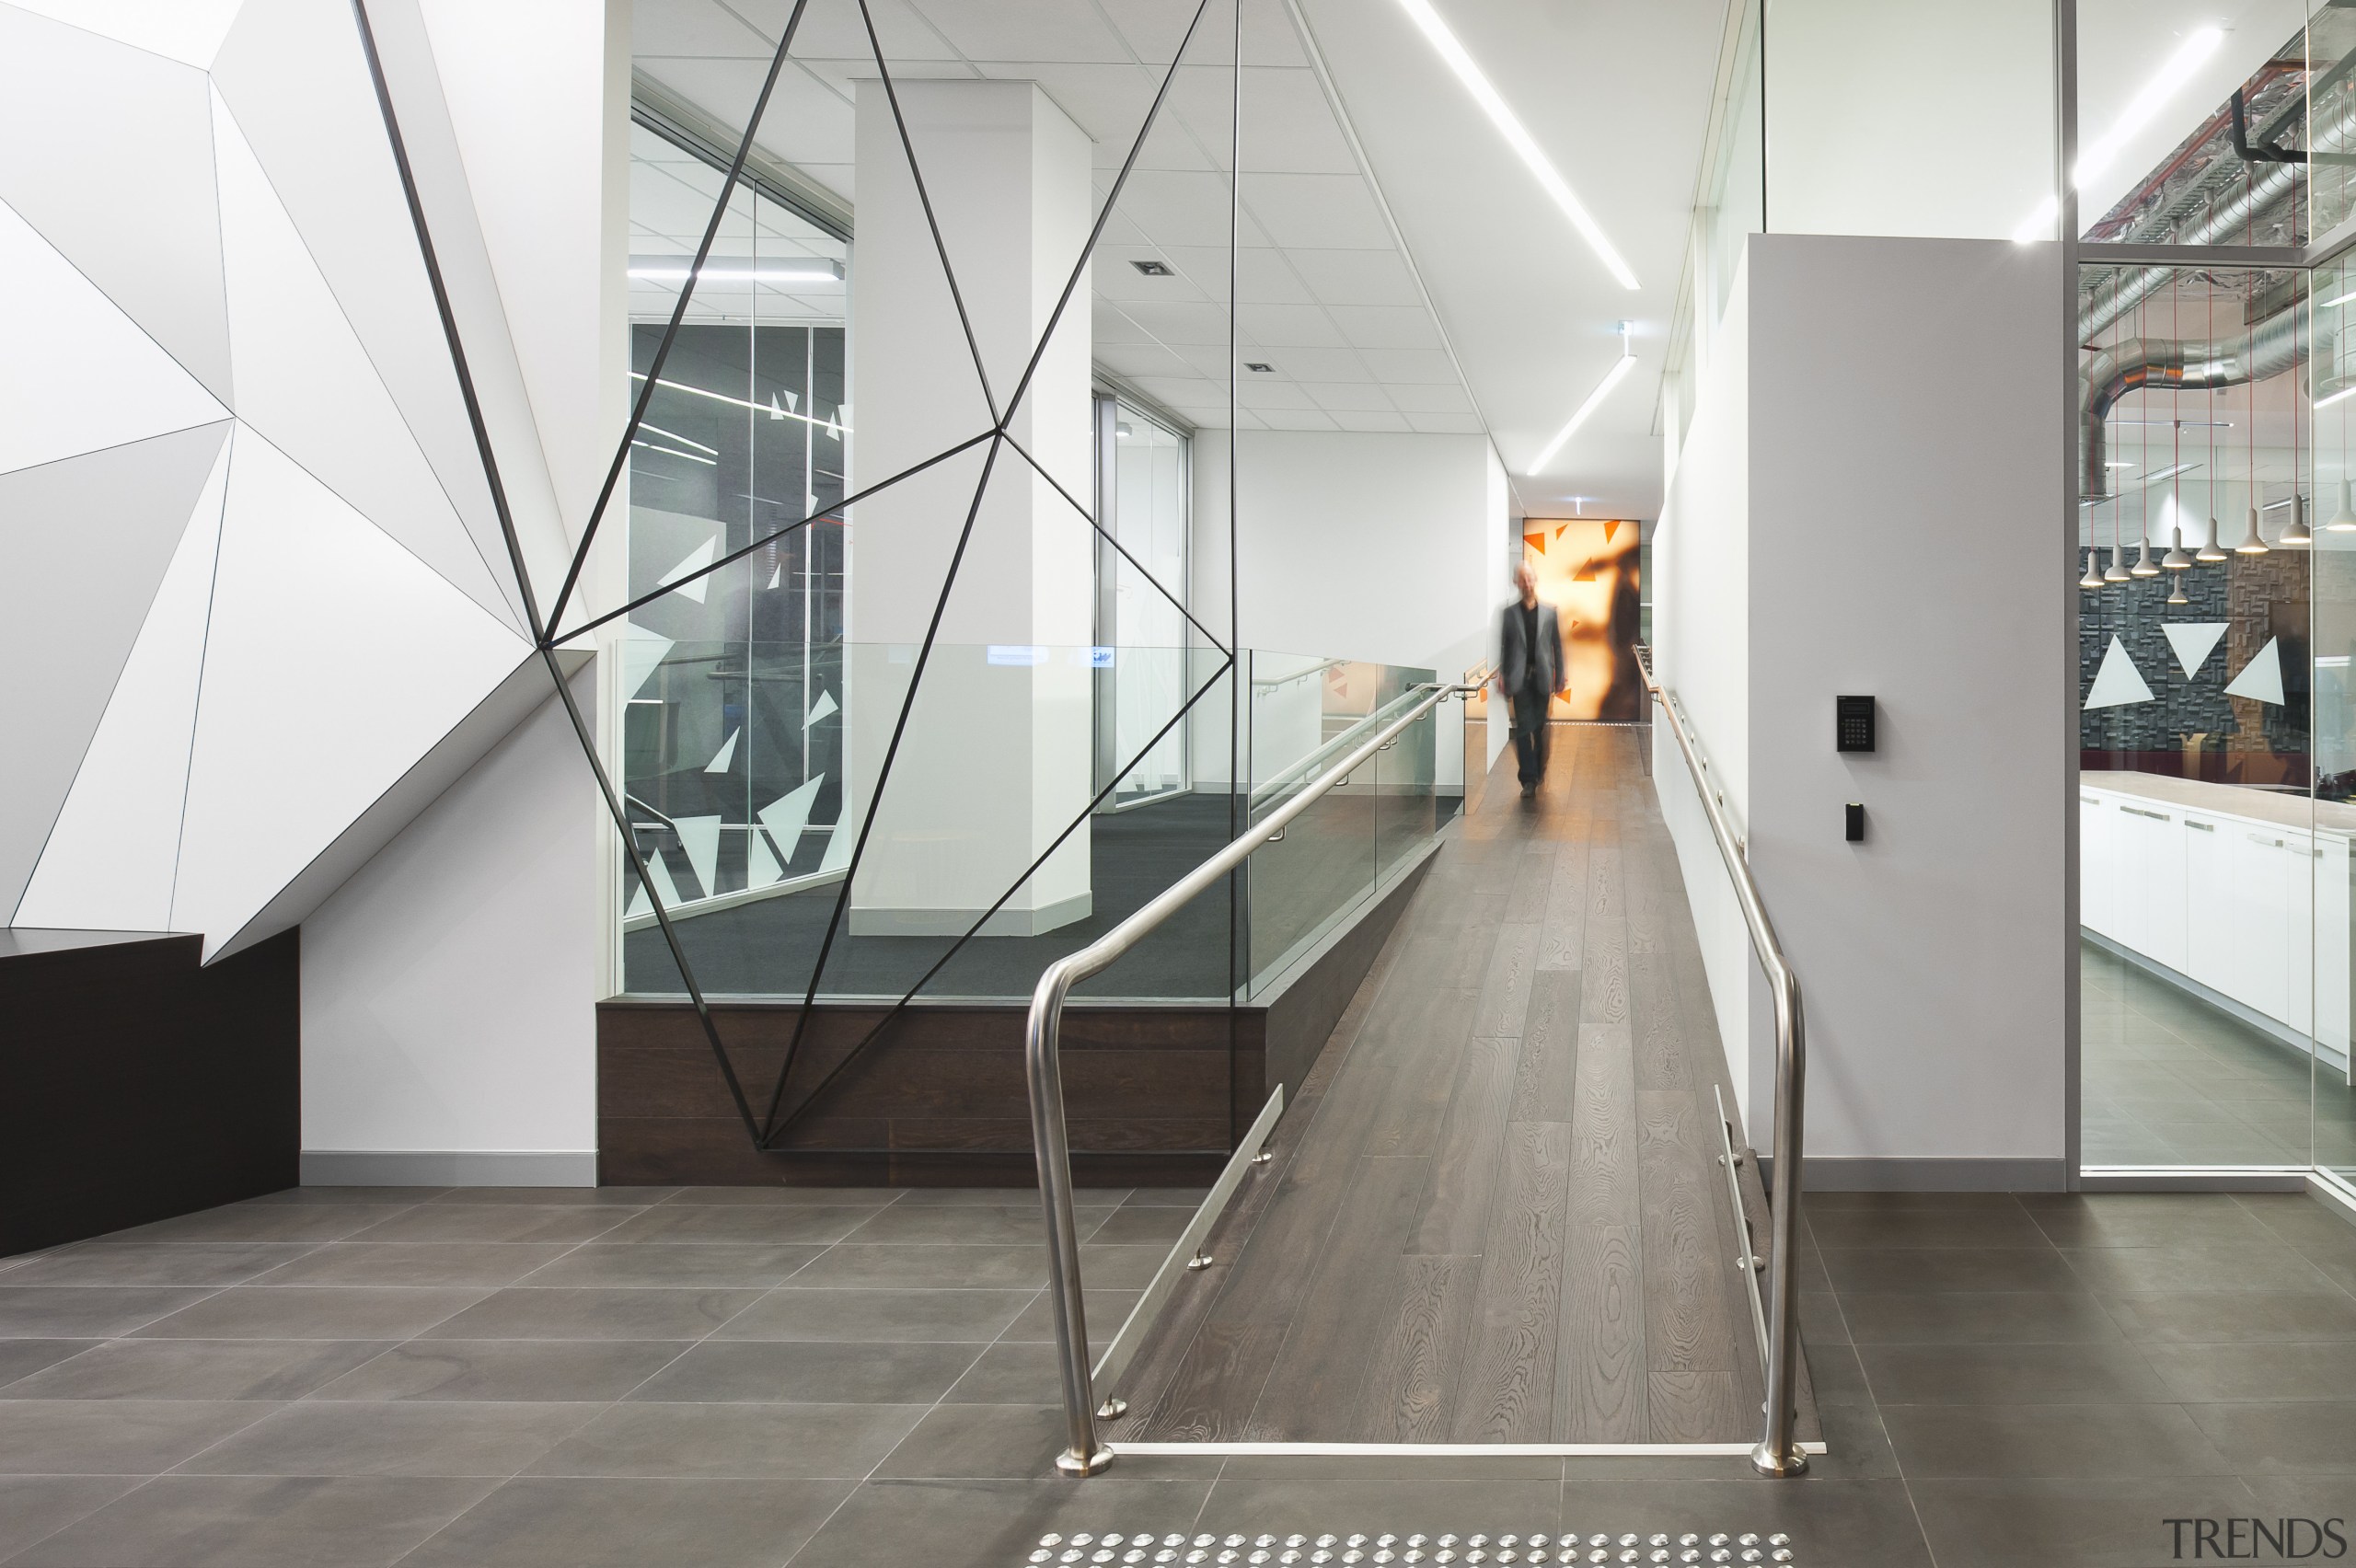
1405,409,1484,434
1108,169,1271,249
1092,300,1159,345
1255,409,1340,431
1129,375,1228,410
1118,299,1235,347
1287,247,1420,306
1329,409,1413,433
1239,172,1391,248
1236,302,1343,348
1095,0,1306,68
1326,304,1440,351
1386,383,1473,413
1300,382,1396,412
909,0,1132,63
1172,342,1238,379
722,0,958,59
1234,69,1359,175
1095,342,1196,380
1236,377,1314,410
631,0,771,56
1096,245,1212,302
1161,245,1312,304
980,61,1165,151
641,58,860,174
1358,347,1460,383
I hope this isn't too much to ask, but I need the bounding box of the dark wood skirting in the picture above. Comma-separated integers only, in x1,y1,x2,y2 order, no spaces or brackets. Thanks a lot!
596,848,1437,1187
0,929,298,1256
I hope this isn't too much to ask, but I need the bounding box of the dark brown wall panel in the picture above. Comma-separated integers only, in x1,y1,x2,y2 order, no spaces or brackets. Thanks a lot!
1,931,298,1256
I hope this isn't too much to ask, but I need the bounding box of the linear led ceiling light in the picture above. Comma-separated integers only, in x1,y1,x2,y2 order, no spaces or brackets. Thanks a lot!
2011,26,2223,242
1392,0,1638,290
1531,321,1634,472
629,254,844,284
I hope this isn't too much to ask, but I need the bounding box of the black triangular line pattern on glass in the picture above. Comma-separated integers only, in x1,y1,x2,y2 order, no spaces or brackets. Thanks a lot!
753,0,1230,1145
351,0,767,1142
756,432,1010,1140
764,651,1237,1144
997,0,1216,437
551,430,996,644
999,429,1230,655
542,0,815,637
852,0,1000,428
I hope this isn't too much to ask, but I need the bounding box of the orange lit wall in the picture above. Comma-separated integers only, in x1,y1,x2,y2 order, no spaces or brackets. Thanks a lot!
1521,519,1643,721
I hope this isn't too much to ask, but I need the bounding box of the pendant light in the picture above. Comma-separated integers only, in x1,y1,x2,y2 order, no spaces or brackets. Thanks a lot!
2236,504,2270,553
2131,536,2161,576
2107,506,2132,581
2197,522,2228,563
2199,364,2227,561
2281,492,2313,548
2162,524,2193,570
2328,478,2356,533
2080,549,2104,589
2166,570,2189,605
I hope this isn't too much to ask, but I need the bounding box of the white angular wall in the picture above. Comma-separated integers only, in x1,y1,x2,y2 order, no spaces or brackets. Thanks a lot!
0,0,623,1182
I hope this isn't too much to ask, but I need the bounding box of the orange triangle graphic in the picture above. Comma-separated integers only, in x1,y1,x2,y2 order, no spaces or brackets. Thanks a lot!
1525,532,1547,555
1603,520,1621,543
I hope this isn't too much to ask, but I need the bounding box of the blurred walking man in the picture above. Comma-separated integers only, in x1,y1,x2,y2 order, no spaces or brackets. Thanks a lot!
1497,559,1567,799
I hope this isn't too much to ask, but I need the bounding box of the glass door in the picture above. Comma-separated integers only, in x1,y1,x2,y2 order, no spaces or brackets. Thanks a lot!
1094,395,1191,809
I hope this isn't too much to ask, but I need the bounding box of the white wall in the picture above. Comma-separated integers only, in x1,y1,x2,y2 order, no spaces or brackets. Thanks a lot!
1651,246,1755,1131
300,675,600,1184
1744,234,2066,1183
1659,233,2068,1186
1191,429,1511,788
1764,0,2051,241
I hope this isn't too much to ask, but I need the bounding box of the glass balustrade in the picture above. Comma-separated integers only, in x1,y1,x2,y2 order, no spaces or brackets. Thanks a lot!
617,640,1444,1009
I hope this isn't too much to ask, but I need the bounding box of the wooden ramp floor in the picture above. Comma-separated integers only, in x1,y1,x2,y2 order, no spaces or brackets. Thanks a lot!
1109,725,1816,1446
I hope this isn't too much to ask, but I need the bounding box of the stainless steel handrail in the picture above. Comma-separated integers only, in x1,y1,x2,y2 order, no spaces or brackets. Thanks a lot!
1025,678,1479,1476
1634,649,1808,1478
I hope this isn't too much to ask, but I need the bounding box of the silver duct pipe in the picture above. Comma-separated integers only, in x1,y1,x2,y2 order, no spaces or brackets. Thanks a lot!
2082,306,2328,498
2078,95,2356,344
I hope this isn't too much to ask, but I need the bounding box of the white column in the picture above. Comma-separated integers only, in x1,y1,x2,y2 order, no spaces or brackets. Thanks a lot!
845,79,1094,936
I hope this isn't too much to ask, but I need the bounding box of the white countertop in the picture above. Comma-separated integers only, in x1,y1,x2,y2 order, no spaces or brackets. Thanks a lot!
2084,771,2356,836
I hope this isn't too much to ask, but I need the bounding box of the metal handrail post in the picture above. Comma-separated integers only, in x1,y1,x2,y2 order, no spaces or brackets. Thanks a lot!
1634,649,1808,1478
1024,679,1478,1477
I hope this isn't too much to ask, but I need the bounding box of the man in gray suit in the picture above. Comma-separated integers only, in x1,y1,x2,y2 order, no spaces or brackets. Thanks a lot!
1497,559,1567,798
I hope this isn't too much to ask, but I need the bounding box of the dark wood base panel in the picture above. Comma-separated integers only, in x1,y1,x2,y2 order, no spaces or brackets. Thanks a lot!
597,849,1434,1187
1,930,298,1256
596,1001,1255,1187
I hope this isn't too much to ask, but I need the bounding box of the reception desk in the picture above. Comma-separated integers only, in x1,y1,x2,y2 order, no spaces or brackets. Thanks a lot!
2080,772,2353,1075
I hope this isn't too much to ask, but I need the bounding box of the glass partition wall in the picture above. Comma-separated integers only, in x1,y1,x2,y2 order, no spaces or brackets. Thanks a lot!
2073,3,2356,1190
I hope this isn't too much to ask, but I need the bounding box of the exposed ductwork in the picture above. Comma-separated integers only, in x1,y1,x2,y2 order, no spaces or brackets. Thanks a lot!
2076,86,2356,344
2081,306,2328,500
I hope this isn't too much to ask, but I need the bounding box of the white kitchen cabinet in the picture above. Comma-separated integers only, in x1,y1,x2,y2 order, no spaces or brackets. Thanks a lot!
2182,814,2233,995
2080,776,2354,1076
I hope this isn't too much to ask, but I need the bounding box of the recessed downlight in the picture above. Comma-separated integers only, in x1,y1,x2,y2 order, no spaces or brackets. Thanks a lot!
1131,259,1174,277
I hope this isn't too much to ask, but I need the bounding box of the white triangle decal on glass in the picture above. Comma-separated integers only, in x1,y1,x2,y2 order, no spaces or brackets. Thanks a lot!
746,826,784,888
656,536,718,604
626,878,650,920
638,847,684,914
2224,636,2286,706
674,814,722,898
757,776,824,865
705,727,740,774
2084,635,2154,710
819,819,854,872
768,563,781,590
804,689,839,728
623,624,674,700
2161,622,2229,678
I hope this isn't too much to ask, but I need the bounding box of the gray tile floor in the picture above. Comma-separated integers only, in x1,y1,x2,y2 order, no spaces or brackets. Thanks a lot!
2083,939,2356,1168
6,1183,2356,1566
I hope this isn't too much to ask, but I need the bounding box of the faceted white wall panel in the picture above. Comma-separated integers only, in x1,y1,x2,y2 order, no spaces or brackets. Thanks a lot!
0,7,232,400
0,421,232,919
0,198,227,476
0,0,577,959
1,0,243,69
170,431,528,956
210,86,523,636
17,431,235,932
